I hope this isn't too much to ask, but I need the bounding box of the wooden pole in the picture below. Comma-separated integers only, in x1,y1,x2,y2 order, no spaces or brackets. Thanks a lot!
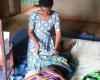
0,19,7,80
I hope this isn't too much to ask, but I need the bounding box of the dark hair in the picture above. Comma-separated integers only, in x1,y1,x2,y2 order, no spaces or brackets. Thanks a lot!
45,64,70,79
39,0,54,7
25,64,70,80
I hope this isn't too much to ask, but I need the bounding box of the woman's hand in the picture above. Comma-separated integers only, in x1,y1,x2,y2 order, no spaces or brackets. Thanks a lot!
54,31,61,55
28,28,40,54
54,49,59,56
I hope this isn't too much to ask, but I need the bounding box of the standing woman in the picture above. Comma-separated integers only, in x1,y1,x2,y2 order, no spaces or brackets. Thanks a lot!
26,0,61,76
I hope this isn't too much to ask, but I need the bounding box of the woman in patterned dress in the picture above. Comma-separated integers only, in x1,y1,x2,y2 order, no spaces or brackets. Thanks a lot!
26,0,62,77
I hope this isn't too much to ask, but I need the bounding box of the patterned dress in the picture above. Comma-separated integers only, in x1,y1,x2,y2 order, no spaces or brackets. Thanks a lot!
27,10,61,73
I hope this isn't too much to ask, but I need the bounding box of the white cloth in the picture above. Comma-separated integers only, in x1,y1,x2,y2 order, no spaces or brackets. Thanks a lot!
71,39,100,80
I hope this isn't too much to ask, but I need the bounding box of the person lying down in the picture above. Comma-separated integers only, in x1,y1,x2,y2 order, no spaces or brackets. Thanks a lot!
25,50,75,80
24,53,75,80
25,64,70,80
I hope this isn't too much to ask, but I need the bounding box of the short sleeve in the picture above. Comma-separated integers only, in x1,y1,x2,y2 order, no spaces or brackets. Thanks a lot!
28,11,37,29
54,12,61,32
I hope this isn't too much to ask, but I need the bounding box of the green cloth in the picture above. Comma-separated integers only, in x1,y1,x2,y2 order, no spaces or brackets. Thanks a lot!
21,0,39,5
83,72,100,80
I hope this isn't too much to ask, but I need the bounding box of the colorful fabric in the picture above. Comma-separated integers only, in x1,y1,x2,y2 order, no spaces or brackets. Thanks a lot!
39,54,69,68
32,71,60,80
83,72,100,80
27,10,61,73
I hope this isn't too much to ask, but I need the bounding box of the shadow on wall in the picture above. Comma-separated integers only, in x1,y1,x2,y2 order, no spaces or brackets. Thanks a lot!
53,0,100,23
51,0,100,36
60,18,100,36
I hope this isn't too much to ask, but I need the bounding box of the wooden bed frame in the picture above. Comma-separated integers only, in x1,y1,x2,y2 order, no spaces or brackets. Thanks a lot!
0,19,14,80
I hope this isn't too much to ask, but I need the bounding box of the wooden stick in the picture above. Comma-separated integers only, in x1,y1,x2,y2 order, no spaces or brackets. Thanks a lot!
0,19,7,80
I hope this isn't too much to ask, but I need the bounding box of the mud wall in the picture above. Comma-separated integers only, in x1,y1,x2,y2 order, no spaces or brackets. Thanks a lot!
52,0,100,35
53,0,100,23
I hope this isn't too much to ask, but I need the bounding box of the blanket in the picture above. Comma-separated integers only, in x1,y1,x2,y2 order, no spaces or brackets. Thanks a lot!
71,39,100,80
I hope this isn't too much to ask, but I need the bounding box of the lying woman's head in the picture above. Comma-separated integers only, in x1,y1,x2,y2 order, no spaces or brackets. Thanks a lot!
25,64,69,80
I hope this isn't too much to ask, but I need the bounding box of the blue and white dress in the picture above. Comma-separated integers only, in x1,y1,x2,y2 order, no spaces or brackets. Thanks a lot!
27,10,61,73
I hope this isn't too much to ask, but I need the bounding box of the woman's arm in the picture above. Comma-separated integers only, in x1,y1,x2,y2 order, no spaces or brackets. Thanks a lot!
28,28,40,54
54,31,61,54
